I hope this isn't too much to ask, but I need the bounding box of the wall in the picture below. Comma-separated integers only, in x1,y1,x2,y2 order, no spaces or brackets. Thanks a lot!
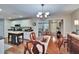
63,15,72,37
4,19,39,37
31,19,38,37
11,19,38,37
4,18,11,37
71,9,79,32
49,14,72,37
11,20,32,27
4,14,74,38
0,19,4,37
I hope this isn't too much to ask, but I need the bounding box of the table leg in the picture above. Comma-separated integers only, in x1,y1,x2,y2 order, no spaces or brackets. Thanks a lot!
8,33,10,43
17,35,19,45
22,33,24,43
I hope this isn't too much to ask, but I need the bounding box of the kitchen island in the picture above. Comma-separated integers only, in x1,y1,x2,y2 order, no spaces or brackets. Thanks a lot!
8,31,32,45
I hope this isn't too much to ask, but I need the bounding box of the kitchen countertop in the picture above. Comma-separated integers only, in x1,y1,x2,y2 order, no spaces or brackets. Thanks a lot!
8,31,23,34
8,31,33,39
8,31,33,33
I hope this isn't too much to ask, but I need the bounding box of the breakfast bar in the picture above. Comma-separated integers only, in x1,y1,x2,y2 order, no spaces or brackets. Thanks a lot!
8,31,24,45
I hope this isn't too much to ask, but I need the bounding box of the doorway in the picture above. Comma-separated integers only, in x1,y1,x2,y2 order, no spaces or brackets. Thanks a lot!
38,20,49,36
49,19,64,35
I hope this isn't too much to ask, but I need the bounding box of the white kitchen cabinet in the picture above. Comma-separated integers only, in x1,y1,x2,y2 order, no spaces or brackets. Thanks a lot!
23,32,32,40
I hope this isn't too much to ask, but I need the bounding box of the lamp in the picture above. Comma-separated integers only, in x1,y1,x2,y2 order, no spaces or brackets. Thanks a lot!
36,4,50,19
74,19,79,32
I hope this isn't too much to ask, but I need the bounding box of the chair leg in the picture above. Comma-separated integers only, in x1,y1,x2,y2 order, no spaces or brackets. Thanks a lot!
64,43,65,48
24,47,27,54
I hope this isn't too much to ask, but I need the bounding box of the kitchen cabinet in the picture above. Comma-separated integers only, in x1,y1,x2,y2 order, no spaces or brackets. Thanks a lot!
67,34,79,54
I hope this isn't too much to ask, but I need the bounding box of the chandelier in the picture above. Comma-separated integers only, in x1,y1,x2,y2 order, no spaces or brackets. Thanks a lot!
36,4,50,19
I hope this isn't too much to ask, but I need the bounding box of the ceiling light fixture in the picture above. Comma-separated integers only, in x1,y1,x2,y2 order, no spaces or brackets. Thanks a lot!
36,4,50,19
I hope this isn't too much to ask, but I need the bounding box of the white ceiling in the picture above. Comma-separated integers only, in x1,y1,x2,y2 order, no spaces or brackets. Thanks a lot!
0,4,79,19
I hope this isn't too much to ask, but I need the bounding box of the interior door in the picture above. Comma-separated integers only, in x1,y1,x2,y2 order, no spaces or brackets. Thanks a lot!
49,21,58,34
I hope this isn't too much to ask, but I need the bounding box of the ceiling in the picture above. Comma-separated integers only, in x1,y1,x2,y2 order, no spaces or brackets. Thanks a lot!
0,4,79,19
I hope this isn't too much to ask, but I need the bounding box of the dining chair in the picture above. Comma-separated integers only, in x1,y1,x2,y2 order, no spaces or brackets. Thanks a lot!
30,32,36,41
24,41,45,54
41,35,51,54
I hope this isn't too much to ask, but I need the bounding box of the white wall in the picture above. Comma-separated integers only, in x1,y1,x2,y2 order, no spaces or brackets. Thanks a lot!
63,15,72,37
11,19,38,37
4,19,39,37
4,18,11,37
31,19,38,37
49,14,72,37
11,20,32,27
71,9,79,32
0,19,4,37
4,13,75,38
51,9,79,37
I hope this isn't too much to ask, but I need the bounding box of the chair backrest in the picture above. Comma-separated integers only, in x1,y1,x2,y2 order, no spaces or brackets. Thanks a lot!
24,41,45,54
57,37,63,48
42,35,51,53
30,32,36,41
